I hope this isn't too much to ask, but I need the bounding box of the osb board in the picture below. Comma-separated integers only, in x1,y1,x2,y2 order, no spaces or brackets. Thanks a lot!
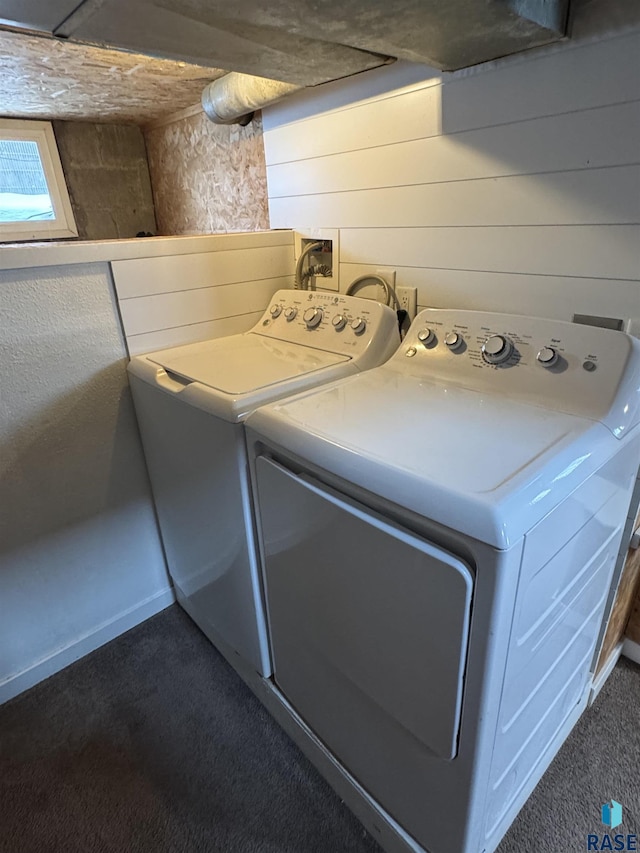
597,533,640,672
0,28,226,124
626,512,640,645
626,565,640,645
145,110,269,235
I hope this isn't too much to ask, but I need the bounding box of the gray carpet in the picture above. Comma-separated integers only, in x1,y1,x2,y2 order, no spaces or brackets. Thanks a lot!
0,606,638,853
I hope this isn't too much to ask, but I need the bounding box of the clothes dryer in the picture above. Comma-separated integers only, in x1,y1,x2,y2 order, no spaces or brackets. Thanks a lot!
128,290,399,676
246,310,640,853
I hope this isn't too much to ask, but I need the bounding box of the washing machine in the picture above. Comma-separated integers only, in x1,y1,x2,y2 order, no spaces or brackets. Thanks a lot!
127,289,399,676
245,309,640,853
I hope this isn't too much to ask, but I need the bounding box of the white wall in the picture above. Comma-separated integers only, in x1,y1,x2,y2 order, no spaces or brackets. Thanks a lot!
0,261,171,704
0,231,295,704
110,231,294,354
263,5,640,323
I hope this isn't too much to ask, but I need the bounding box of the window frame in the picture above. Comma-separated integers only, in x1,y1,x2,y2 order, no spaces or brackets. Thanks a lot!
0,118,78,242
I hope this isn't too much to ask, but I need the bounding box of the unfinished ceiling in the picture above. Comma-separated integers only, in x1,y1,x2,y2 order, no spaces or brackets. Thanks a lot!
0,28,227,125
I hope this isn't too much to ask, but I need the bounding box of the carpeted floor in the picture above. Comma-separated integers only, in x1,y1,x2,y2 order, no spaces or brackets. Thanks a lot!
0,605,638,853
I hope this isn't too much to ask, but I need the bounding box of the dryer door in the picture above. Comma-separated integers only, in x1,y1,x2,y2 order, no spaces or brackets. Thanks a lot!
255,456,473,765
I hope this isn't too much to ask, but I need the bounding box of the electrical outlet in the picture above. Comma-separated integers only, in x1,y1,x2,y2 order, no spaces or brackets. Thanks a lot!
397,286,417,321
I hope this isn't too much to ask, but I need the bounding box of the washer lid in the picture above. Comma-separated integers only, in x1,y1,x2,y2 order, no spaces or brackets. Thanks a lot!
247,367,616,549
149,333,350,395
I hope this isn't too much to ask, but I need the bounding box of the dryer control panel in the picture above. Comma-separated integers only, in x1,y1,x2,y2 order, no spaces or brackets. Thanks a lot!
395,309,640,437
253,290,400,370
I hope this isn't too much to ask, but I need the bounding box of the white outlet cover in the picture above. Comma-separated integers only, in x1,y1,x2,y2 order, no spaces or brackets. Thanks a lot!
375,268,397,288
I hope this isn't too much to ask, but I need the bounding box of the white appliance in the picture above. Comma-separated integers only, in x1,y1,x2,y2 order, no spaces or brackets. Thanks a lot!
245,310,640,853
127,290,399,676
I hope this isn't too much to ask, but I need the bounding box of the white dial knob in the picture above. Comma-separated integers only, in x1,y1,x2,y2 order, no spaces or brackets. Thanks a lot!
481,334,513,365
537,346,559,368
303,307,323,328
284,307,297,321
417,328,435,346
351,317,367,335
270,305,282,318
444,331,463,351
332,314,347,331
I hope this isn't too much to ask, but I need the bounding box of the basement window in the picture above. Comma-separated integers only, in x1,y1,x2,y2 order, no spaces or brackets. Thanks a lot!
0,119,77,242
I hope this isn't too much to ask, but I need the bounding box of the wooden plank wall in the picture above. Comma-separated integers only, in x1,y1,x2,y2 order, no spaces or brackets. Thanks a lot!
597,499,640,671
111,230,294,355
262,19,640,322
625,504,640,647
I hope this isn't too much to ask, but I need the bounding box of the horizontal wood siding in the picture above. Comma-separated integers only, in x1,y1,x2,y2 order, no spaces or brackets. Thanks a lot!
263,26,640,323
123,311,266,357
120,277,290,337
110,231,294,355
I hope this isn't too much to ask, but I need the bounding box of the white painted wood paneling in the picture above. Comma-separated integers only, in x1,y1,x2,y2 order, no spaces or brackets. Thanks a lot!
340,263,640,324
112,243,293,298
127,310,265,356
268,102,640,197
270,166,639,229
339,226,640,280
263,60,440,130
119,276,291,337
263,23,640,323
264,82,442,167
110,231,295,353
440,31,640,134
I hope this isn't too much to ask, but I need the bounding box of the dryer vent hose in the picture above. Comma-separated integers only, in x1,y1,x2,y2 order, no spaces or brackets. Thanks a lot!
202,73,303,125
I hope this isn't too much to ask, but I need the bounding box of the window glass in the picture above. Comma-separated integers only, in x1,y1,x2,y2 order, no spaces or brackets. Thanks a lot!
0,119,77,242
0,139,55,222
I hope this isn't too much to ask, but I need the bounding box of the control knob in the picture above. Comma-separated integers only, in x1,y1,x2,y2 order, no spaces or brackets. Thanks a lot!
270,305,282,318
284,307,297,321
332,314,347,331
536,346,559,368
417,328,435,346
444,331,464,351
303,307,323,328
351,317,367,335
481,334,513,365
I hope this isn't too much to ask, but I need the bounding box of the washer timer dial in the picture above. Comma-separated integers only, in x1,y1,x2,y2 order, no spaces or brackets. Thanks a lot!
481,335,513,365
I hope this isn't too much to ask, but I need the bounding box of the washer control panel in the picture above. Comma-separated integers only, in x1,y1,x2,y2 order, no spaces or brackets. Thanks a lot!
255,289,400,360
396,309,640,434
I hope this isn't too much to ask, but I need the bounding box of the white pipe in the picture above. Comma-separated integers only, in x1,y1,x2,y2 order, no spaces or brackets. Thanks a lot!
202,73,302,125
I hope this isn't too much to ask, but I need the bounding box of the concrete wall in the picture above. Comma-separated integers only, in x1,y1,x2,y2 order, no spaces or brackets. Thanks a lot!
53,121,157,240
263,2,640,324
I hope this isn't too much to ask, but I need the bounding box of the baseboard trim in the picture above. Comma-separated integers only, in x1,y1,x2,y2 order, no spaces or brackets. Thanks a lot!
0,587,175,706
622,638,640,665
